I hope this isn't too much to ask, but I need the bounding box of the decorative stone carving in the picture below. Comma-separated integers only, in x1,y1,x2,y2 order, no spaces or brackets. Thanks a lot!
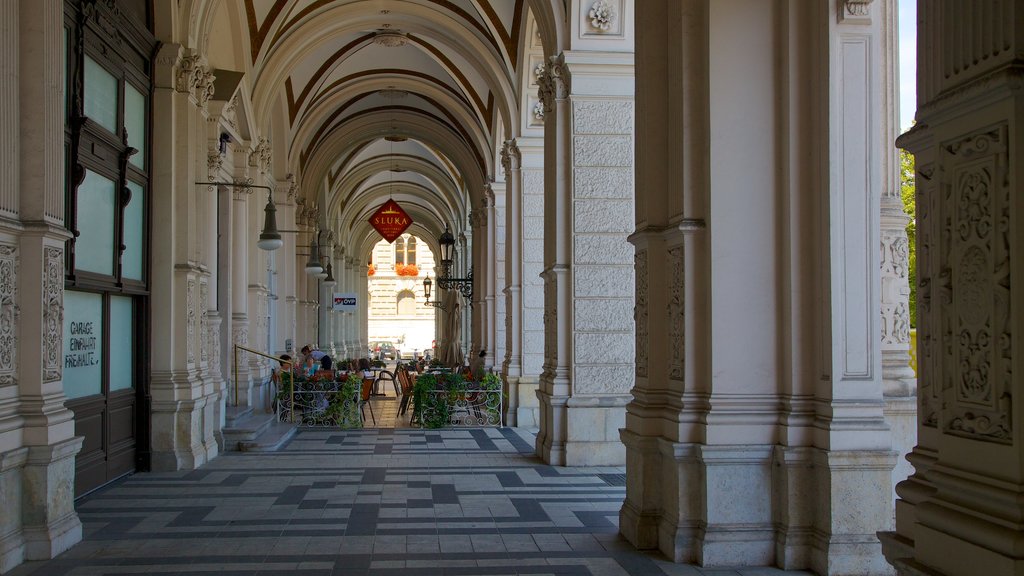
532,101,545,123
533,62,546,83
881,233,911,345
373,31,408,47
537,56,570,115
186,279,197,365
667,246,684,380
588,0,617,32
249,138,272,173
209,320,221,375
287,175,298,201
175,51,216,107
634,250,648,378
0,244,17,386
222,95,239,129
939,126,1012,443
843,0,874,17
501,139,521,176
207,150,224,180
232,177,253,200
199,281,209,365
43,247,63,382
233,325,248,362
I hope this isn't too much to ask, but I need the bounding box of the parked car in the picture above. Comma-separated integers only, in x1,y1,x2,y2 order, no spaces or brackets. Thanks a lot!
370,341,399,361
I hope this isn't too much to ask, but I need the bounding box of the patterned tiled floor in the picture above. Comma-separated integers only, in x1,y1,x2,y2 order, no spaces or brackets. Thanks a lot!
9,428,813,576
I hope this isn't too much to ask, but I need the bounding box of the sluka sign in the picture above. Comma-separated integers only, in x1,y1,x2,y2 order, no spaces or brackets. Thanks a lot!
369,199,412,243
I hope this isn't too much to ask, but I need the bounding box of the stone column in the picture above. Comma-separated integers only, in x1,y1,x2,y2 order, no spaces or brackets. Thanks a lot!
355,260,369,358
518,138,545,428
535,52,635,466
501,140,524,424
469,201,488,368
490,184,506,374
880,3,1023,576
230,179,252,407
149,44,218,471
878,0,916,503
3,1,83,566
622,2,895,573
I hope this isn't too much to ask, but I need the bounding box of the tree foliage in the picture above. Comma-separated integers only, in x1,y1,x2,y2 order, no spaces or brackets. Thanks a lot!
900,149,917,328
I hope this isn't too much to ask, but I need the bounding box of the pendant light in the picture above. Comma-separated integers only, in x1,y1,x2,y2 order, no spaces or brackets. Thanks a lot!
304,230,324,275
256,191,283,251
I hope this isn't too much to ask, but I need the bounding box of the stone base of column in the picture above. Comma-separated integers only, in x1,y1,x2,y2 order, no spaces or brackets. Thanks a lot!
618,430,661,551
537,391,627,466
21,438,84,562
511,376,540,429
884,396,916,505
810,449,897,576
0,447,29,573
150,370,221,471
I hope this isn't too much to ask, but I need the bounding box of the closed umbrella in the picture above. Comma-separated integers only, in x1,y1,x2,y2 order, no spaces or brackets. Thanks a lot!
444,290,464,367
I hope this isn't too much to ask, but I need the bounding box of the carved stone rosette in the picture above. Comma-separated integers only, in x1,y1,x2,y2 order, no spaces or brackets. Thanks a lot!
667,246,684,380
939,126,1012,443
588,0,617,32
634,250,648,378
0,244,17,386
43,247,63,382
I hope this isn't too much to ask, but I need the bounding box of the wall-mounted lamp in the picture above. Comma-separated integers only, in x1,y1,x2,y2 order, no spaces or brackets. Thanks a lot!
422,275,449,310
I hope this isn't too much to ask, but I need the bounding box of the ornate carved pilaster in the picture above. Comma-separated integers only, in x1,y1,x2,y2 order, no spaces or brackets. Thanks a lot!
42,246,63,382
940,126,1012,443
634,250,648,378
0,243,17,387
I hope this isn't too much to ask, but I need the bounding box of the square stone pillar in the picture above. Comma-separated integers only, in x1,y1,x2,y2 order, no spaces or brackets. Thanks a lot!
535,52,635,466
149,44,221,470
880,3,1024,576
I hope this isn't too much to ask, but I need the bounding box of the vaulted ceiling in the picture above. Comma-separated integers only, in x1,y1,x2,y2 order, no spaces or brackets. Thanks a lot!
199,0,547,261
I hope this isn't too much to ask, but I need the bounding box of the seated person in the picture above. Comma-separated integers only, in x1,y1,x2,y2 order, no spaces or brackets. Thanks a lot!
271,354,293,384
358,357,374,379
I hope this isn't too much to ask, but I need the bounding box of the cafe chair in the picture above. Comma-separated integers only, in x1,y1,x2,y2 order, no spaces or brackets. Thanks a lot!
360,377,376,425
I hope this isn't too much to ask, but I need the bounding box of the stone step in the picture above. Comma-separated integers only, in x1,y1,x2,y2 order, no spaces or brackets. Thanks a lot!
222,411,276,449
238,421,298,452
224,405,254,427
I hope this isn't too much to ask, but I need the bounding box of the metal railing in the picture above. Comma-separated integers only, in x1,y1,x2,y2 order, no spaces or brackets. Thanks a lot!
232,344,291,408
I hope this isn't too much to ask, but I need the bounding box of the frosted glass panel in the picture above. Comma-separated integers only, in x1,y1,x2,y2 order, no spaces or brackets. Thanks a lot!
63,291,103,399
109,296,134,391
124,84,145,168
84,55,117,133
123,181,144,280
77,171,115,275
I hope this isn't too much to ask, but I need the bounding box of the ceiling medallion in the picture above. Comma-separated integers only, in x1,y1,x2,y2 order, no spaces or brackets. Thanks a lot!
373,31,408,48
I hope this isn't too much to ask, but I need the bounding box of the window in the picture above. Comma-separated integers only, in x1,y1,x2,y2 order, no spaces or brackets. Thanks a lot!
394,235,417,265
396,290,417,315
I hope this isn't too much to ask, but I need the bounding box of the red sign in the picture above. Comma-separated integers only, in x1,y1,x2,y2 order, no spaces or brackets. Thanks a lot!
369,199,413,243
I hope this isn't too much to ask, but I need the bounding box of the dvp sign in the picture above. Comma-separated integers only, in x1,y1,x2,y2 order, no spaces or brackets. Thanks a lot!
333,293,358,311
